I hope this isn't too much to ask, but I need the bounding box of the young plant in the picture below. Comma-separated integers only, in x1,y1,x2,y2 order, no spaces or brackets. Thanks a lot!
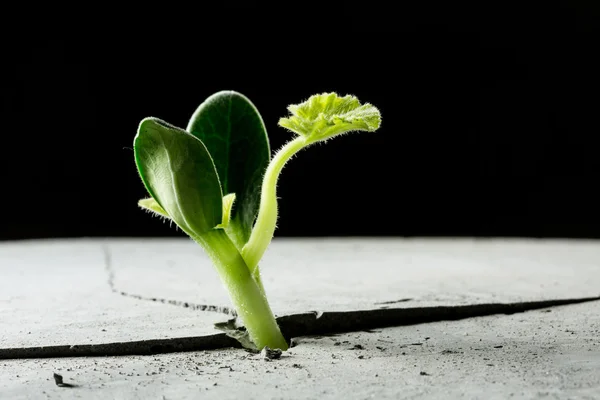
133,91,381,351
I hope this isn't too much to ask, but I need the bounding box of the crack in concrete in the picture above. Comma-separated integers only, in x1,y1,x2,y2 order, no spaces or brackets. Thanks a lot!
2,295,598,359
374,298,413,305
101,244,237,317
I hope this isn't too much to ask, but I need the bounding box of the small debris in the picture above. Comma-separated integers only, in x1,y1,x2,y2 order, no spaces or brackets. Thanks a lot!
420,371,430,376
53,373,74,388
358,355,364,359
334,342,341,346
374,298,412,305
350,344,364,350
290,338,298,348
410,343,423,346
494,345,503,349
376,346,386,351
292,364,303,369
425,337,431,340
261,346,282,361
53,373,63,386
441,350,460,354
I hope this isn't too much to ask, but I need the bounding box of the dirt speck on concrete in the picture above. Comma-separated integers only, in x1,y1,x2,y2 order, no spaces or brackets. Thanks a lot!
53,372,75,388
53,373,63,385
261,347,282,361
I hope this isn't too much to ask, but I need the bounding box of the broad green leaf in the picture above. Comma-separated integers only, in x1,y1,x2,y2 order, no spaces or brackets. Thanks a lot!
138,197,169,218
278,92,381,142
134,117,223,237
186,91,270,248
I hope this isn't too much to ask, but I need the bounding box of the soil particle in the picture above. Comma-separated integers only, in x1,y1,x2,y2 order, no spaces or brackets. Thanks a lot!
261,346,282,361
349,344,364,350
420,371,430,376
441,350,461,354
52,373,63,385
53,372,75,388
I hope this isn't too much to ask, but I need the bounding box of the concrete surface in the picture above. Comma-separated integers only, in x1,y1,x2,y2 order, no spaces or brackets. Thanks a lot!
0,240,227,349
1,300,598,399
109,237,600,314
1,237,599,398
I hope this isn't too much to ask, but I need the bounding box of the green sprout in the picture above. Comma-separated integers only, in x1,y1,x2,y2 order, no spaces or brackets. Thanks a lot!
133,91,381,351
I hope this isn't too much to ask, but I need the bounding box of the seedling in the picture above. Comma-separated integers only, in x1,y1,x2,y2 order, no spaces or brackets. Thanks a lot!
133,91,381,351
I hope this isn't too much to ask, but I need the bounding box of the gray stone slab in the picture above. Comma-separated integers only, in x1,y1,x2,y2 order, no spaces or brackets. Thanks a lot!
107,237,600,315
2,237,600,353
1,299,598,399
2,237,600,398
0,239,229,349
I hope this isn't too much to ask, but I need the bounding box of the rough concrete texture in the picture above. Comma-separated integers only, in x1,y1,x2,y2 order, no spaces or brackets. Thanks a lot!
0,240,228,349
1,237,600,398
108,237,600,315
1,301,598,399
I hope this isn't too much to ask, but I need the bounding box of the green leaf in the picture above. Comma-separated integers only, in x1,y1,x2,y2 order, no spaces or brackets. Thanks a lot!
138,197,169,218
278,92,381,142
186,91,270,248
134,117,223,237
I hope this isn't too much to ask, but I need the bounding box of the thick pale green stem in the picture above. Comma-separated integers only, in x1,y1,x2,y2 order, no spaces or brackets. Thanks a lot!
195,229,288,351
242,136,308,271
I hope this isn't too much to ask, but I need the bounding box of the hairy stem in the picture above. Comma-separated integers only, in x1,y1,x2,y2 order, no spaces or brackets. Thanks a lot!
195,229,288,350
242,136,308,272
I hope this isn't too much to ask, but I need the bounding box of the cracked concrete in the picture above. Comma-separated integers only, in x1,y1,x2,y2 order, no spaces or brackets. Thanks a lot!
1,237,600,398
102,243,237,317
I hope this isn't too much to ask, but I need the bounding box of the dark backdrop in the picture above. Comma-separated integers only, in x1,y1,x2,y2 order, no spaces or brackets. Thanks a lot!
2,5,600,240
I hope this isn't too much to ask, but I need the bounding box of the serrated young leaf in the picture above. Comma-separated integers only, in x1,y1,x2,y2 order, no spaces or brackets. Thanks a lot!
134,117,223,237
242,93,382,272
278,92,381,142
186,91,270,249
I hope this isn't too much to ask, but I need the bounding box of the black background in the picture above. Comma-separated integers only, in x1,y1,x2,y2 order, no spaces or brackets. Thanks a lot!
2,4,600,240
